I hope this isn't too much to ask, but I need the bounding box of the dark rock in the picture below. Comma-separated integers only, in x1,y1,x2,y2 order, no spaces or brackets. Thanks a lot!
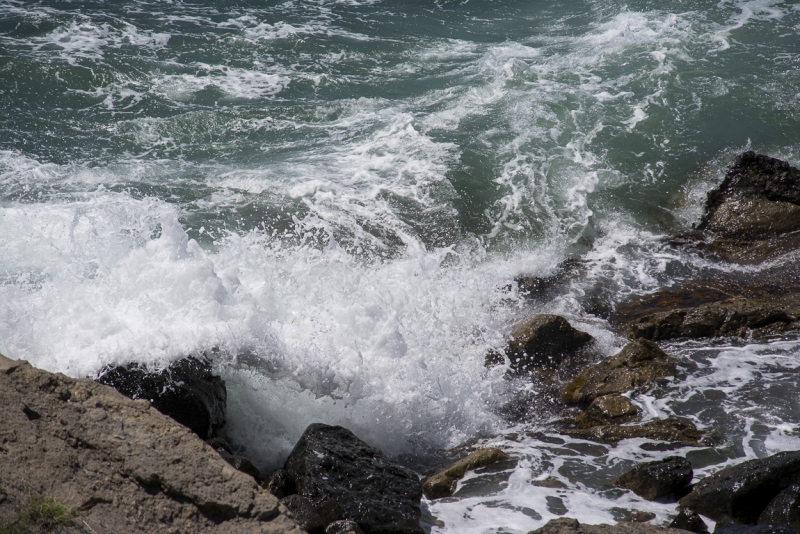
758,484,800,531
680,450,800,525
715,526,795,534
669,510,709,534
612,456,693,501
96,356,226,439
422,448,511,500
284,423,424,534
281,495,327,534
327,520,366,534
575,395,641,429
560,418,704,446
527,517,694,534
513,259,584,299
265,469,297,499
617,511,657,523
561,340,677,406
487,314,594,374
217,450,261,483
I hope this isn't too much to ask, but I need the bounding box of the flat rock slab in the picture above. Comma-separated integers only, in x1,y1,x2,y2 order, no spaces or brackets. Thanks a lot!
0,353,303,533
561,419,704,446
422,448,511,499
284,423,424,534
680,451,800,525
613,456,693,501
527,517,693,534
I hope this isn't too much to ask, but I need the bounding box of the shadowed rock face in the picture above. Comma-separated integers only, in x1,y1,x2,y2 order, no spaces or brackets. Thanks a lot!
668,511,708,534
612,456,693,501
284,424,424,534
758,484,800,532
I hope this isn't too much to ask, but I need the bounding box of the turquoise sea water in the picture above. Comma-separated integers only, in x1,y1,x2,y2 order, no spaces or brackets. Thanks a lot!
2,1,800,531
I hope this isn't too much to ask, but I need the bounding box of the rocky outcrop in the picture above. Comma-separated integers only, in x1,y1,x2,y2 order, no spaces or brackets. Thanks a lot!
679,450,800,525
486,315,594,374
560,418,704,446
527,517,692,534
612,457,693,501
284,423,424,534
575,395,641,429
96,356,227,439
0,353,303,533
422,448,511,500
561,340,677,406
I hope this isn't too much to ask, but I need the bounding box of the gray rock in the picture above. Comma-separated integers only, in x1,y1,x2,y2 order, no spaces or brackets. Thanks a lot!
758,484,800,532
0,352,303,533
612,456,693,501
284,423,423,534
527,517,693,534
422,448,511,499
669,511,709,534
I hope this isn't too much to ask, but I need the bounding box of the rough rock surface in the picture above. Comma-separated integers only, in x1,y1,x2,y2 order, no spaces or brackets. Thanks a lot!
561,340,677,406
612,457,693,501
527,517,692,534
757,484,800,532
668,511,708,534
280,495,328,534
561,418,704,446
0,353,303,533
422,448,511,499
284,423,424,534
326,520,366,534
679,450,800,525
96,356,227,439
265,469,297,499
575,395,641,429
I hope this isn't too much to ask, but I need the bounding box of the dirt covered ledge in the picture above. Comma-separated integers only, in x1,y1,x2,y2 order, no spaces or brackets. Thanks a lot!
0,353,303,534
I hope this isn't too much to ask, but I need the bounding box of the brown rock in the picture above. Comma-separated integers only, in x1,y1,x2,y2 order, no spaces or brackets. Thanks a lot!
575,395,641,429
560,418,704,446
422,448,511,500
0,352,303,533
527,517,693,534
561,340,677,406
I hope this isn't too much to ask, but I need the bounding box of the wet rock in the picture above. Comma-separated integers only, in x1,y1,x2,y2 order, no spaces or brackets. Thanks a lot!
0,352,303,533
281,494,328,534
327,520,366,534
96,355,226,439
561,418,704,446
715,526,795,534
612,456,693,501
533,478,569,489
669,511,709,534
513,259,584,299
284,423,424,534
217,450,262,483
527,517,693,534
265,469,297,499
575,394,641,429
680,450,800,525
618,511,657,523
422,448,511,500
758,484,800,532
487,314,594,374
561,340,677,406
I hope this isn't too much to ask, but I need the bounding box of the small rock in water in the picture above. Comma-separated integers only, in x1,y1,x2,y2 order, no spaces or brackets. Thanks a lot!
422,447,511,499
669,510,709,534
612,456,693,501
561,418,704,446
617,510,657,523
561,340,677,406
281,494,328,534
326,520,366,534
284,423,424,534
265,468,297,499
96,355,226,439
575,394,641,429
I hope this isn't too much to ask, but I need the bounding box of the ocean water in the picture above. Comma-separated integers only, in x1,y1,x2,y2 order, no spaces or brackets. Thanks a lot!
2,0,800,531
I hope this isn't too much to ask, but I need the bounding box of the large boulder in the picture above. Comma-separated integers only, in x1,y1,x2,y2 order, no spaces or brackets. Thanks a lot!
574,394,641,429
422,448,511,499
284,424,424,534
561,340,677,406
527,517,693,534
0,353,303,533
758,484,800,532
612,457,693,501
486,315,594,374
96,355,227,439
561,418,704,446
679,451,800,525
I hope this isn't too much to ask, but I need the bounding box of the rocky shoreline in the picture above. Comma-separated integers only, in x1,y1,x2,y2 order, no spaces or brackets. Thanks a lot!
2,152,800,533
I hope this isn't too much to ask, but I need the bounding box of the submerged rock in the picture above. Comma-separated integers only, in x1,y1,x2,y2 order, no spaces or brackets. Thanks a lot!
284,423,423,534
679,450,800,525
486,314,594,374
669,511,709,534
422,448,512,500
96,355,227,439
561,340,677,406
0,352,303,533
527,517,692,534
612,456,693,501
758,484,800,532
574,394,641,429
561,418,704,446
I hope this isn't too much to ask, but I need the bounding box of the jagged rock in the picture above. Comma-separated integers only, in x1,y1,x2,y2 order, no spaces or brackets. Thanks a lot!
327,520,366,534
669,511,709,534
612,456,693,501
680,450,800,525
265,469,297,499
561,340,677,406
284,423,423,534
96,355,227,439
758,484,800,531
486,315,594,374
715,526,795,534
422,448,511,499
281,495,328,534
575,395,641,429
560,418,704,446
0,352,303,533
527,517,693,534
